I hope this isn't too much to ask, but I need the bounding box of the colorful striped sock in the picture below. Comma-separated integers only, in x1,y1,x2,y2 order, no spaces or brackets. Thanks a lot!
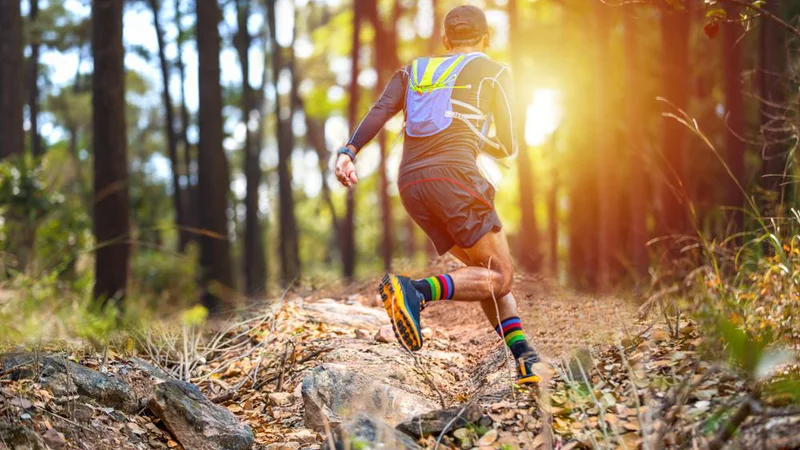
411,274,455,301
495,316,532,359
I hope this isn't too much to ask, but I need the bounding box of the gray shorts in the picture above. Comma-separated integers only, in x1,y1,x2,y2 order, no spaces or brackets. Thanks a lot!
398,165,503,255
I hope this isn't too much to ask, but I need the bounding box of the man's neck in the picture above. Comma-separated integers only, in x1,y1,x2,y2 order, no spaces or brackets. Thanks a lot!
448,46,482,55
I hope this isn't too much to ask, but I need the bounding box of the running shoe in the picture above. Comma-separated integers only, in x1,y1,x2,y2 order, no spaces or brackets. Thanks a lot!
378,274,426,352
516,351,542,385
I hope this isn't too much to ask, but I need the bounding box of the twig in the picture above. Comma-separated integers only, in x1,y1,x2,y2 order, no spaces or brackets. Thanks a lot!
707,396,754,450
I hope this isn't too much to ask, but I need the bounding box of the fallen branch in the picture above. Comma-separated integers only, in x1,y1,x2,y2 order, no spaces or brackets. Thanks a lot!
707,396,754,450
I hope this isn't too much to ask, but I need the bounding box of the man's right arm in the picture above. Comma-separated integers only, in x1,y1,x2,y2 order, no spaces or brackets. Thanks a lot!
346,69,406,154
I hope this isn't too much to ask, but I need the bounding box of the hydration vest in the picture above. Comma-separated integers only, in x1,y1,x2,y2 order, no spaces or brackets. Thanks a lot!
404,53,499,150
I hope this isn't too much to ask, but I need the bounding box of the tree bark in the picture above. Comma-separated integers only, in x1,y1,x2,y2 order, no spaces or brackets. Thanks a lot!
659,9,690,237
623,9,648,280
429,0,441,54
722,4,745,233
592,3,617,290
365,0,397,272
509,0,540,273
28,0,42,157
758,2,788,202
236,0,266,296
267,0,301,285
92,0,130,305
0,0,24,158
196,0,234,311
149,0,188,252
174,0,196,242
342,5,362,280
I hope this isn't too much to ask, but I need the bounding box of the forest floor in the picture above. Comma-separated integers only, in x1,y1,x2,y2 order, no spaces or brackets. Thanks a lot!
2,258,799,449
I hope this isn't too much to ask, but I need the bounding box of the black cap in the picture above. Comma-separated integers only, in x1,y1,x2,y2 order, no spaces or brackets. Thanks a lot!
444,5,488,42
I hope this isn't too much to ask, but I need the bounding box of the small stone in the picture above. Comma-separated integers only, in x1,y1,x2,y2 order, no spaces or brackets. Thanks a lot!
476,429,497,446
375,325,395,343
448,367,462,381
287,429,316,444
354,329,370,339
72,403,94,422
269,392,293,406
396,403,483,439
421,328,433,338
324,414,420,450
42,428,66,448
453,428,470,440
265,443,300,450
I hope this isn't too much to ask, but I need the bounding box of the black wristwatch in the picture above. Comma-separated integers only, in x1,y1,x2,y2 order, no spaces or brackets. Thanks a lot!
337,146,356,162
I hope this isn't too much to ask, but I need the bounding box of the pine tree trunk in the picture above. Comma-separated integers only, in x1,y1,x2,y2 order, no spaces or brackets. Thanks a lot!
92,0,130,305
28,0,42,157
758,2,788,202
196,0,234,311
722,5,745,233
508,0,540,273
175,0,196,243
149,0,188,251
0,0,24,158
342,6,362,280
267,0,301,285
594,3,619,290
659,10,690,237
366,0,396,272
623,9,648,280
237,0,266,296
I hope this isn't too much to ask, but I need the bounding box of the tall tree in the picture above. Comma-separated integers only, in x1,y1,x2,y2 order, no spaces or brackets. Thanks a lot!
758,2,788,201
722,4,745,232
0,0,24,158
28,0,43,157
196,0,234,310
429,0,441,54
508,0,540,272
659,8,690,237
342,6,362,279
174,0,196,243
149,0,189,251
92,0,130,304
623,9,648,280
267,0,301,284
236,0,267,295
365,0,399,271
594,3,619,290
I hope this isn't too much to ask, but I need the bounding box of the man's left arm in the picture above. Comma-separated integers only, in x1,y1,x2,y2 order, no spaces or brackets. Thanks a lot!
486,66,518,159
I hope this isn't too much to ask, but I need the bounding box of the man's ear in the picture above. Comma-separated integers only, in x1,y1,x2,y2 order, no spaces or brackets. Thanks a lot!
442,34,451,51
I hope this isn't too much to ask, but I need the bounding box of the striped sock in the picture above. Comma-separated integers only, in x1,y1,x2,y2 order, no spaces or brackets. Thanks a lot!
411,274,455,301
495,316,533,359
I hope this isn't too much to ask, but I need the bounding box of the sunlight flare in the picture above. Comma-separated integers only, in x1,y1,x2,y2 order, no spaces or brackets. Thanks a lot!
524,88,563,146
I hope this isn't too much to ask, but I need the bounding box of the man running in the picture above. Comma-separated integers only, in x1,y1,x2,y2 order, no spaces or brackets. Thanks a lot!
334,5,540,385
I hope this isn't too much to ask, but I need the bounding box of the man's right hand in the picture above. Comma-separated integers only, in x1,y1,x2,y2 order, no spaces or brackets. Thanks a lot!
335,146,358,187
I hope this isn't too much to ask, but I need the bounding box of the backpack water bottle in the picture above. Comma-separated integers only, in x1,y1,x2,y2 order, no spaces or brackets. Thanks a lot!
405,53,491,139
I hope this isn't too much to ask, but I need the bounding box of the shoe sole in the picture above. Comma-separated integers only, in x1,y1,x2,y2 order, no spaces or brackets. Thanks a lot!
516,374,541,385
379,274,422,352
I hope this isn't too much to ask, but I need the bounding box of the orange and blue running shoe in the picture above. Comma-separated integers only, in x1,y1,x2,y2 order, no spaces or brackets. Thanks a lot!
379,274,426,352
516,351,542,385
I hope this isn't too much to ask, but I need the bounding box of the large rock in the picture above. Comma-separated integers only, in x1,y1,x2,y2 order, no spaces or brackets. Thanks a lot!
302,364,437,430
396,403,485,439
324,414,421,450
0,423,47,450
1,353,138,413
303,299,389,329
148,380,254,450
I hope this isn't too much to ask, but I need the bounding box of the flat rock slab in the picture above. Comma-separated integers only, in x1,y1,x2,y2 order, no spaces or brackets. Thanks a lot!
148,380,254,450
396,403,485,439
1,353,138,413
303,299,389,329
324,414,421,450
0,423,47,450
302,363,437,430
